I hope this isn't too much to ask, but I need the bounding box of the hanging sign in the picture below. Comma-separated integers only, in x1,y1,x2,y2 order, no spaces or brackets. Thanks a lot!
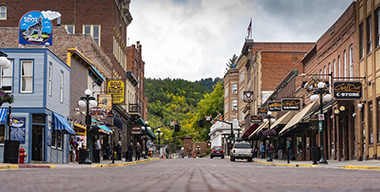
333,81,362,100
19,11,54,45
268,101,282,111
250,115,262,123
10,117,26,144
257,108,268,116
131,126,142,134
281,99,301,111
107,80,125,104
89,107,107,119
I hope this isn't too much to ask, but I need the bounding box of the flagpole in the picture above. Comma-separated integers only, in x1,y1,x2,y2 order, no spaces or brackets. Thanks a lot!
250,18,252,39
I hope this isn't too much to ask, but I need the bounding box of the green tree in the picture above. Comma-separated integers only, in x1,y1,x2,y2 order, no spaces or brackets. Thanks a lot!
225,54,238,71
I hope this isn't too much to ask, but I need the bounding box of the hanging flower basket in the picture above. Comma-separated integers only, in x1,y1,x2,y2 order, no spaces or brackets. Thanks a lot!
262,129,277,137
0,88,14,106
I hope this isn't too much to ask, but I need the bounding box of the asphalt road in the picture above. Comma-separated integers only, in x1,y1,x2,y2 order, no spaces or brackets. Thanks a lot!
1,158,380,192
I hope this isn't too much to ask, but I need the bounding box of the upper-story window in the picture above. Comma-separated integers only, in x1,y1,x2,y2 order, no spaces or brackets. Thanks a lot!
376,8,380,47
48,62,52,96
224,85,228,98
232,99,238,111
225,101,229,113
343,50,347,77
359,23,364,59
63,25,75,34
1,60,13,92
0,6,6,20
83,25,100,46
367,15,372,54
60,71,64,102
239,69,245,83
21,60,33,93
349,44,354,80
232,83,237,94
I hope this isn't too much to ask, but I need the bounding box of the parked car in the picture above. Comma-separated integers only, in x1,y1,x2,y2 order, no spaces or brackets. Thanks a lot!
210,146,224,159
230,142,253,162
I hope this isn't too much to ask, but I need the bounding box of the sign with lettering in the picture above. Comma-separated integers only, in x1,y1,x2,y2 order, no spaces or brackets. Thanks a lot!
333,81,362,100
131,126,142,134
282,99,301,111
10,117,26,144
107,80,125,104
98,94,113,111
19,11,53,45
89,107,107,119
250,115,262,123
258,108,268,116
268,101,282,111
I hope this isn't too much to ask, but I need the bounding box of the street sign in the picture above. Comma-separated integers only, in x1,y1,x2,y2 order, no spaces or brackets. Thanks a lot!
319,122,322,131
318,114,324,121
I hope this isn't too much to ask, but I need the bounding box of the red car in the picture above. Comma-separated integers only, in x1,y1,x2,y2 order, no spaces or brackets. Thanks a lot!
210,146,225,159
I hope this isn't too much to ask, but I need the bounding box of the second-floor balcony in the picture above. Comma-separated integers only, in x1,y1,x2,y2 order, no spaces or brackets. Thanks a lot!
129,103,141,116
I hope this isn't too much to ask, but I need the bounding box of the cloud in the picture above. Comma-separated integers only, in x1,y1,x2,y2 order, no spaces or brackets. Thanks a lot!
128,0,354,81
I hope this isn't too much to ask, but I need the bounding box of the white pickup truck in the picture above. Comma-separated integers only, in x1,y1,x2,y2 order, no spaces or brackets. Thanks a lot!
230,142,253,162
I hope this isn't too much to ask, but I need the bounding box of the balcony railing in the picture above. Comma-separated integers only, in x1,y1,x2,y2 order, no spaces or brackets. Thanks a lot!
129,103,141,116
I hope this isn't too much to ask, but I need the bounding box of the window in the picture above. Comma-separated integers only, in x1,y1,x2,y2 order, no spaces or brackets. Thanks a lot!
323,66,326,78
349,44,354,80
232,100,237,111
240,89,244,101
343,50,347,77
63,25,75,34
0,6,6,20
1,59,12,92
369,102,373,144
48,62,52,96
239,69,245,83
51,130,56,148
21,60,33,93
338,55,341,80
232,83,237,94
378,98,380,142
0,124,5,144
376,9,380,47
333,59,336,78
60,71,63,102
225,101,229,113
57,130,62,149
367,15,372,54
359,23,364,59
83,25,101,46
225,86,228,98
113,36,127,69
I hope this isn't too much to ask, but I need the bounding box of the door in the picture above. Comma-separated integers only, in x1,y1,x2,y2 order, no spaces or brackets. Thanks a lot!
32,125,44,161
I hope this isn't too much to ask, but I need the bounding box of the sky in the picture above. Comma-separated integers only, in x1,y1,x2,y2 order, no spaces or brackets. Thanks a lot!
128,0,355,82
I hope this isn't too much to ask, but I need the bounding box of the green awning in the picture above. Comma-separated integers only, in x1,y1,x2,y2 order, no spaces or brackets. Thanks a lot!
136,117,145,125
147,129,157,139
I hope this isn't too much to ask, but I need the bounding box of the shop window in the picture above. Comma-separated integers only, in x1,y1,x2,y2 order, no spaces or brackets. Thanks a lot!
51,130,56,148
0,124,5,144
369,102,373,144
57,130,62,149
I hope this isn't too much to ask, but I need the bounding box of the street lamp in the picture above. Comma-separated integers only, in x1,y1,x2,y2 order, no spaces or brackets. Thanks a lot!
155,128,163,157
196,145,201,157
0,51,12,69
141,121,151,159
262,111,276,162
310,81,332,164
78,89,98,164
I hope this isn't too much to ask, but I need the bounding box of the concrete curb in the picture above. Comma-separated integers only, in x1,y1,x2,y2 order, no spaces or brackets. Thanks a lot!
0,164,19,170
0,164,54,170
341,165,380,171
92,158,160,168
253,160,316,168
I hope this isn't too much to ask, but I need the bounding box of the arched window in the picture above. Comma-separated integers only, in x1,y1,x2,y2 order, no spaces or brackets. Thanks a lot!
0,6,6,20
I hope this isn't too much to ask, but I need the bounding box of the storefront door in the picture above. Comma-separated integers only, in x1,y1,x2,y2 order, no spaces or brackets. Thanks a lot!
32,125,44,161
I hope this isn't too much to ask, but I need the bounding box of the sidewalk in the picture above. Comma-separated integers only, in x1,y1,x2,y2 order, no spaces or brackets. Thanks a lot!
252,157,380,170
0,157,161,170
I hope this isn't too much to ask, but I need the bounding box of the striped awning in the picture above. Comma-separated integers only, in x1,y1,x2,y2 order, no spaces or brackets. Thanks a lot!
53,113,75,134
92,125,112,135
0,108,8,125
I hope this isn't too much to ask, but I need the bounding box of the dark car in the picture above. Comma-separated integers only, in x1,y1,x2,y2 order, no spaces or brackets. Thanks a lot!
210,146,224,159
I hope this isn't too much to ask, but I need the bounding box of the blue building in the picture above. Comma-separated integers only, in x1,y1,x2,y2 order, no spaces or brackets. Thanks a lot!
0,48,74,163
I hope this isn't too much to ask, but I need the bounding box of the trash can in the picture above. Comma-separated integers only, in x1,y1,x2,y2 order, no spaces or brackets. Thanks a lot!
3,140,20,164
312,147,320,164
78,149,86,164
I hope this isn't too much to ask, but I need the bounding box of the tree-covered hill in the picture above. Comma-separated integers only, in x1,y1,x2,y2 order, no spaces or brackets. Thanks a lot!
194,77,223,91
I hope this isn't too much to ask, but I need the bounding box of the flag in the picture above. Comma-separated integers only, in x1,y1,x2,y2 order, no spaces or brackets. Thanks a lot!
247,19,252,39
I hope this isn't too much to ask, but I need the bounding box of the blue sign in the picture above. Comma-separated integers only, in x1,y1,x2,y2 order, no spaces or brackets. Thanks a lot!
11,117,26,144
19,11,53,45
47,118,52,146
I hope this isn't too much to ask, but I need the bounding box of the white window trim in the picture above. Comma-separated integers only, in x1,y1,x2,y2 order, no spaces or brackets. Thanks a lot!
48,62,52,96
1,59,13,92
20,60,33,93
0,6,7,20
63,24,75,34
83,25,101,46
60,71,64,102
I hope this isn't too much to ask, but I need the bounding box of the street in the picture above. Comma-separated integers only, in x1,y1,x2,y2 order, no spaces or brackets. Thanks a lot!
1,158,380,192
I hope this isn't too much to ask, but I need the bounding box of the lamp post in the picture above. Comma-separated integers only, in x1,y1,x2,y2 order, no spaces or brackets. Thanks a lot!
141,121,151,159
310,81,332,164
0,51,12,138
78,89,98,164
196,145,201,157
262,111,276,162
155,128,163,157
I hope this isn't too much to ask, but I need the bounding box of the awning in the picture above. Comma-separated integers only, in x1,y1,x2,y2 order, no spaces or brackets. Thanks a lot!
279,101,317,136
302,99,337,121
53,113,75,134
147,129,157,139
248,121,269,139
270,111,295,129
114,117,123,130
0,108,8,125
136,117,145,126
92,125,112,135
242,123,259,137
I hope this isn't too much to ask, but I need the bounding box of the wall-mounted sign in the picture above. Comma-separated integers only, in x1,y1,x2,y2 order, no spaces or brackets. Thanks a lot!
107,80,125,104
268,101,282,111
282,99,301,111
333,81,362,100
250,115,262,123
19,11,53,45
131,126,141,134
258,108,268,116
98,94,113,111
262,91,274,104
89,107,107,119
10,117,26,144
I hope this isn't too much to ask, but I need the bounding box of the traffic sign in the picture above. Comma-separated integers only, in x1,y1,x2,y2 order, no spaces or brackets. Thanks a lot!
318,114,324,121
319,122,322,131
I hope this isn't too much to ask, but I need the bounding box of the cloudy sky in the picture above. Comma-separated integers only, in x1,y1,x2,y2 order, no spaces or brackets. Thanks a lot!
128,0,355,82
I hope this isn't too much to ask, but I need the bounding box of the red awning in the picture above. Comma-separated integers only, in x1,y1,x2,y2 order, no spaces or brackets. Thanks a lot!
242,123,259,137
